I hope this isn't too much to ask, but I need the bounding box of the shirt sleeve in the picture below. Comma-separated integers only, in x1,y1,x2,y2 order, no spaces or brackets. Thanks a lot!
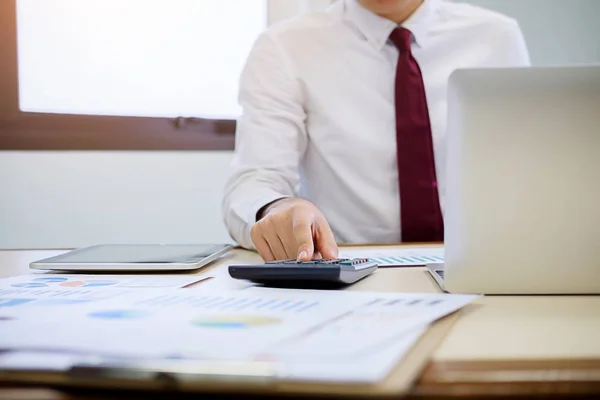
221,30,307,250
500,19,532,67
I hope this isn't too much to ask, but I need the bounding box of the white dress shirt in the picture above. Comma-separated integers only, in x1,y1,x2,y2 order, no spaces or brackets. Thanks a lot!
222,0,531,249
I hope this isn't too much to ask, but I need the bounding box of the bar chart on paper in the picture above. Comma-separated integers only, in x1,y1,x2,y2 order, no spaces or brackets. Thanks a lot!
340,247,444,267
133,293,322,314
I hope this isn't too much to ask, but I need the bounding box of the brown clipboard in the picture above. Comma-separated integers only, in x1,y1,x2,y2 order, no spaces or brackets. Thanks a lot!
0,312,459,398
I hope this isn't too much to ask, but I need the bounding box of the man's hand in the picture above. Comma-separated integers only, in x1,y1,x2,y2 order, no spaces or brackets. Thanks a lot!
250,198,338,262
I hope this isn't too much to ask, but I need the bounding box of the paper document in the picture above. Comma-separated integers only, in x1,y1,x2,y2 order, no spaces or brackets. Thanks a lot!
249,289,475,382
341,247,444,267
0,289,369,360
0,274,209,311
280,326,427,383
0,287,476,383
261,290,474,359
3,274,206,289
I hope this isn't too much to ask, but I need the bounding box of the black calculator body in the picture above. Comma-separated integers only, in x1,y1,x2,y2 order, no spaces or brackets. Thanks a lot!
228,258,378,288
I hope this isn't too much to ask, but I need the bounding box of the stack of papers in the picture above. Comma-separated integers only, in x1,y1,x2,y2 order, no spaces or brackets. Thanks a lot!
0,274,475,383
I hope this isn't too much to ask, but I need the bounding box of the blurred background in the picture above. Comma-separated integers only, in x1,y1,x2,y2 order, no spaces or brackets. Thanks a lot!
1,0,599,249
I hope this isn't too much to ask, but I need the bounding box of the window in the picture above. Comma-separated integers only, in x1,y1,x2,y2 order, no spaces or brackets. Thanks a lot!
0,0,269,150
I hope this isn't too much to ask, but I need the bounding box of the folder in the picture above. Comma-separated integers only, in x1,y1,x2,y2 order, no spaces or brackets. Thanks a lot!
0,313,459,397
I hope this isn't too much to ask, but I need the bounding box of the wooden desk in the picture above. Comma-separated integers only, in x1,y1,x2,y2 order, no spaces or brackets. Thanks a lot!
1,247,599,399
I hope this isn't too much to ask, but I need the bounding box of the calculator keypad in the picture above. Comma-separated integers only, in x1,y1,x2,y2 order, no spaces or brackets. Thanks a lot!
266,258,371,267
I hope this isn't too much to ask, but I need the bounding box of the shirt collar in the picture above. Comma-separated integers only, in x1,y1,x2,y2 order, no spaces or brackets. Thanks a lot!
343,0,438,50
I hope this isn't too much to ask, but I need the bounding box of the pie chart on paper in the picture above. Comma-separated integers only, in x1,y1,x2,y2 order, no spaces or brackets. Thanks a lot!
191,315,281,329
10,276,69,287
59,280,117,288
32,277,69,283
10,277,117,288
88,310,153,320
10,282,49,288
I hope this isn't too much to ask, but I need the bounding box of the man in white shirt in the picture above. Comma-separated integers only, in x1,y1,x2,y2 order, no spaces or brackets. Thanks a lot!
222,0,530,261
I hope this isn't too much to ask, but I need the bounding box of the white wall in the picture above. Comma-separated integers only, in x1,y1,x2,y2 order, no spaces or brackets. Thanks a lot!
459,0,600,66
2,0,599,249
0,151,235,249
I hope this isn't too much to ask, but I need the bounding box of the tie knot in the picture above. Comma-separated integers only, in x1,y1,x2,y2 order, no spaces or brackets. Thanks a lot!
389,28,412,51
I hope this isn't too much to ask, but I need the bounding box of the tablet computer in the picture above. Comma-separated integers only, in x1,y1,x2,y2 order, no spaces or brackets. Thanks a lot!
30,244,233,272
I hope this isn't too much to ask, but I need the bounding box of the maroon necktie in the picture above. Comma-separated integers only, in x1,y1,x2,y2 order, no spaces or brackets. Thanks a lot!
389,27,444,242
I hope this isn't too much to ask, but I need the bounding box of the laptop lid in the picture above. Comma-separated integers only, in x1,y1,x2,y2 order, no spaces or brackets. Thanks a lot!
443,65,600,294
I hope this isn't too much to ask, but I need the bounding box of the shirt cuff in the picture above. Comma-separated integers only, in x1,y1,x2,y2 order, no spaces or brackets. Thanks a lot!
230,189,291,250
248,192,290,226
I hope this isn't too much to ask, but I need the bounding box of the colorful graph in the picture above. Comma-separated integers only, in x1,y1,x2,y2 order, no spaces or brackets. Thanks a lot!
0,298,35,307
88,310,152,320
191,315,281,329
137,295,320,313
11,277,117,289
59,280,117,288
11,282,48,288
31,277,68,283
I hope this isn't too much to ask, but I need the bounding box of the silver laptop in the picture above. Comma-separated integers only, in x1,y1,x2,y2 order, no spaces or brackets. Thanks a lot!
427,65,600,294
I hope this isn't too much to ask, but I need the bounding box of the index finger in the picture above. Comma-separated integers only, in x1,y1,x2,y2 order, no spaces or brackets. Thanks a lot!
292,212,315,261
314,219,338,260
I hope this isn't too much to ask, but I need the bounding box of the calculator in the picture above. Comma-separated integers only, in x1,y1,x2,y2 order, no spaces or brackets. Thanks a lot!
228,258,378,288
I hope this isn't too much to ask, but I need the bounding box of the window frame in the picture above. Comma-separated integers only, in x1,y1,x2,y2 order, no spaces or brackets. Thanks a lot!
0,0,236,150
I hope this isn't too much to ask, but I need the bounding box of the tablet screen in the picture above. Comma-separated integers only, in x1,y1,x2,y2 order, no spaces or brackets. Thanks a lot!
46,244,230,264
